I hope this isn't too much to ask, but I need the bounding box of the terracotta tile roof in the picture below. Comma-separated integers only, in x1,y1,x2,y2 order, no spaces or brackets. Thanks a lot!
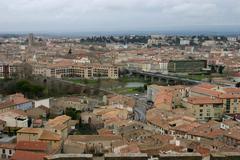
119,144,140,153
224,127,240,141
174,122,200,133
0,100,14,109
196,146,210,157
146,108,194,130
108,95,136,108
53,124,67,130
17,128,42,134
47,115,71,125
94,108,116,116
147,115,169,130
187,121,224,139
97,128,113,136
67,135,122,142
11,151,47,160
9,93,31,105
219,93,240,99
16,141,48,152
11,109,27,116
223,88,240,93
191,86,220,97
38,130,61,141
158,144,185,153
187,97,223,105
191,85,240,99
206,129,225,139
0,143,16,149
150,135,174,144
197,83,216,89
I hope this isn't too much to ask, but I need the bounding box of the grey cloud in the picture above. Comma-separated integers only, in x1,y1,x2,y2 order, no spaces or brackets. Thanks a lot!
0,0,239,33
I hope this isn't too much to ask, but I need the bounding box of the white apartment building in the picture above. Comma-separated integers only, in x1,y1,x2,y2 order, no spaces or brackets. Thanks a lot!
32,59,119,79
180,39,190,45
0,111,28,128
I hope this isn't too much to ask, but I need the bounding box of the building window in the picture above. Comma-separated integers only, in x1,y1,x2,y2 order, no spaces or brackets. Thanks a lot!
2,149,5,154
9,150,11,154
226,99,231,113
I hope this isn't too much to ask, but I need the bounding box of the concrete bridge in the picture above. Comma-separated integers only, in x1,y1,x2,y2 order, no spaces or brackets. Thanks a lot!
127,69,202,85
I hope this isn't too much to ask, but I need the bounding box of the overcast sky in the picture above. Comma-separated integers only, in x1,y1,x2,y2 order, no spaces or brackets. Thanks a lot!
0,0,240,33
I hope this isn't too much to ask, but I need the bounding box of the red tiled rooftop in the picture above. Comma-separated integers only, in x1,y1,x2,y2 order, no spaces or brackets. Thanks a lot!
224,128,240,141
223,87,240,93
191,86,220,97
0,143,16,149
187,97,222,105
0,100,14,109
174,122,200,132
197,83,216,89
16,141,48,152
119,144,140,153
9,93,31,105
11,151,47,160
38,130,61,141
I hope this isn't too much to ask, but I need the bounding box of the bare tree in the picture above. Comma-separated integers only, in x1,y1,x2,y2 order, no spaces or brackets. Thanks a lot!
14,62,33,80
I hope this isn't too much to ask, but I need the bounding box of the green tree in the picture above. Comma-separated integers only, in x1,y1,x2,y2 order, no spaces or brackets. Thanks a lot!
65,108,77,120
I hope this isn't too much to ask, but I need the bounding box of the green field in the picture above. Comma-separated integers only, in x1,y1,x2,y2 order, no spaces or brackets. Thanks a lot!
66,77,147,95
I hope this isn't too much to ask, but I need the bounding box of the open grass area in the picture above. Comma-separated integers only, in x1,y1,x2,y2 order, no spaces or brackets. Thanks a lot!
65,77,147,92
69,79,99,85
68,76,147,84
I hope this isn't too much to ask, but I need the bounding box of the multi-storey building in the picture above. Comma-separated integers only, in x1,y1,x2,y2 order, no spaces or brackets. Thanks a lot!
147,85,188,109
0,93,33,113
183,96,224,121
186,83,240,121
168,60,207,73
0,61,16,79
47,64,118,79
32,59,119,79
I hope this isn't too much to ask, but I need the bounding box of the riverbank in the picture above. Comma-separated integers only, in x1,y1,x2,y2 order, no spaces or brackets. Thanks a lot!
65,77,147,95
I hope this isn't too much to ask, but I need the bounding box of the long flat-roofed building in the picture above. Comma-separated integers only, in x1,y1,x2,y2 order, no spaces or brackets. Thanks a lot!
32,59,119,79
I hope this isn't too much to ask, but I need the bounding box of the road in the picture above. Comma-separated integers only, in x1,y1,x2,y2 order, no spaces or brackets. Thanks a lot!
127,93,151,122
134,106,146,122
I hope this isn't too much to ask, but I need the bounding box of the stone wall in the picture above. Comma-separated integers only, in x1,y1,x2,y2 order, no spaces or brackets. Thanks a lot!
44,152,240,160
158,153,202,160
210,152,240,160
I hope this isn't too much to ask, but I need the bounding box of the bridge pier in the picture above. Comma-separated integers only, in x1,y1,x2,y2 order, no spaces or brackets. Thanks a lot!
151,76,154,82
166,79,169,85
144,75,147,81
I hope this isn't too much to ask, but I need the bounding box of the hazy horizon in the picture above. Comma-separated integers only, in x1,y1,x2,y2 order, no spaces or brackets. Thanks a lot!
1,0,240,35
1,25,240,37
